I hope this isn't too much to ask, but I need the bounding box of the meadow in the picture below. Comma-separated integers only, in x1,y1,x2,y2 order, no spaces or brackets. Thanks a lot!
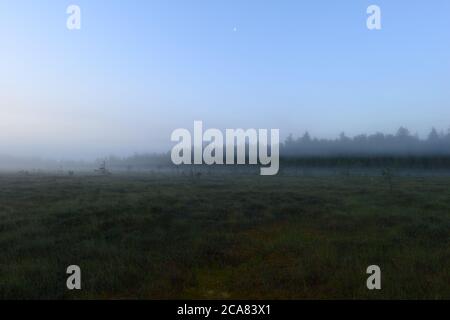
0,171,449,299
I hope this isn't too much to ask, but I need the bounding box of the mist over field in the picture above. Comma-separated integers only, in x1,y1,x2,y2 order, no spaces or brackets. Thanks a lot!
2,126,450,172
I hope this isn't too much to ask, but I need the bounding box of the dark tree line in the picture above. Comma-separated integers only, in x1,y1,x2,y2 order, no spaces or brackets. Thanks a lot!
103,127,450,170
282,127,450,156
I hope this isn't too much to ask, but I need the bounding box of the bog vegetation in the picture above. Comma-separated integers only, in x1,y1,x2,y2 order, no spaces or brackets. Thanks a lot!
0,172,448,299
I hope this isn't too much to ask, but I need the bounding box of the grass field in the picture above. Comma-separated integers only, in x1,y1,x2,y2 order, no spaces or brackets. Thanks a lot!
0,172,449,299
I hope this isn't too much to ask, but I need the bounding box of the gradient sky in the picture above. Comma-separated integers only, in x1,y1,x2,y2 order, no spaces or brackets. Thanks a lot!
1,0,450,159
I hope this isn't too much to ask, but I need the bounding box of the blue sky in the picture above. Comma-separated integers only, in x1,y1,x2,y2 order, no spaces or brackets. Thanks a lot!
1,0,450,159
